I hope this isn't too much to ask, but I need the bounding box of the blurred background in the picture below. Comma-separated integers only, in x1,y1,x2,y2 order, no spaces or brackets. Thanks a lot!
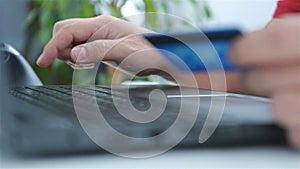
0,0,277,85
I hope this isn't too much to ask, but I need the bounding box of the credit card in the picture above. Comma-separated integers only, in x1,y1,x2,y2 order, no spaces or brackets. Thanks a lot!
144,29,242,72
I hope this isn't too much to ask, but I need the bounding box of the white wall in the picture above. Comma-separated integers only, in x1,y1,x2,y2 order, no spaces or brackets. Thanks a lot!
123,0,278,33
206,0,278,32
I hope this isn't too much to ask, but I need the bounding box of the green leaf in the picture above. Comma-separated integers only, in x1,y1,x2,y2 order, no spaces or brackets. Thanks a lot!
119,0,128,9
58,0,68,19
39,6,52,27
143,0,158,29
73,70,95,85
109,5,122,18
33,65,52,84
204,4,212,18
80,0,95,18
32,0,43,4
107,0,123,18
187,0,212,24
132,76,150,81
23,7,39,31
97,72,109,84
52,59,73,84
160,1,169,13
143,0,157,12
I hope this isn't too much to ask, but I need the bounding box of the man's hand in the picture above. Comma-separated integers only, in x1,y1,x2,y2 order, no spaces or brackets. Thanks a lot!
230,15,300,149
36,15,167,75
35,15,221,89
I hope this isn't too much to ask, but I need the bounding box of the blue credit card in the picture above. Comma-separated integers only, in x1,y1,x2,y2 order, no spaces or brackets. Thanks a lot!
144,29,242,72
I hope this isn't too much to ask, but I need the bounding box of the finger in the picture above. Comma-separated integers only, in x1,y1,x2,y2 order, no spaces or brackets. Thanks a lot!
70,35,164,75
241,65,300,95
230,18,300,66
70,39,119,64
287,130,300,150
91,16,152,40
71,34,151,63
37,21,98,67
57,47,72,61
36,15,118,67
53,18,84,35
272,90,300,130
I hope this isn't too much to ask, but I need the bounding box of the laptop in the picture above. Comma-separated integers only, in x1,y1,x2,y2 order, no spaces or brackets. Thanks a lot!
0,41,286,157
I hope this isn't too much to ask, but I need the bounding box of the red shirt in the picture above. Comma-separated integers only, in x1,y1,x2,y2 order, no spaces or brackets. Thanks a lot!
274,0,300,17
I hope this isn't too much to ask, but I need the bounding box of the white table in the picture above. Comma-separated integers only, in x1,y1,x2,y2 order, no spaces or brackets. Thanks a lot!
1,146,299,168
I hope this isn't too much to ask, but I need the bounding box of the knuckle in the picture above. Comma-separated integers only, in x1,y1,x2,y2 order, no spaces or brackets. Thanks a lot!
58,24,74,35
53,21,66,34
97,15,116,22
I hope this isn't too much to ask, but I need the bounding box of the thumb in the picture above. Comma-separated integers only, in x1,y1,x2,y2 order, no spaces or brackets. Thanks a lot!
71,40,118,64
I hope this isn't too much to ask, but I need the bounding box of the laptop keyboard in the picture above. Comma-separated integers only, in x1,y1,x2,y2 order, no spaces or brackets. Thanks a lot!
8,85,285,144
10,85,155,113
10,85,182,134
10,85,237,125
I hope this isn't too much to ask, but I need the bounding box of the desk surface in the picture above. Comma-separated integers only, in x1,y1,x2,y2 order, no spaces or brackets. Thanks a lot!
1,146,299,168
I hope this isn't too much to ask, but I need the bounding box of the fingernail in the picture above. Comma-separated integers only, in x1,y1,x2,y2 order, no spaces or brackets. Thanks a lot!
36,54,43,66
72,47,87,62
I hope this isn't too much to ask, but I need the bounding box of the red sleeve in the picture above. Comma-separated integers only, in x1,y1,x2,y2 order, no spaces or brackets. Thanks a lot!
273,0,300,18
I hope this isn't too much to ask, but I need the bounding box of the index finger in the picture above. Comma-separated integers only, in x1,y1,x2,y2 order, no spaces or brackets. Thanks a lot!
37,16,116,67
